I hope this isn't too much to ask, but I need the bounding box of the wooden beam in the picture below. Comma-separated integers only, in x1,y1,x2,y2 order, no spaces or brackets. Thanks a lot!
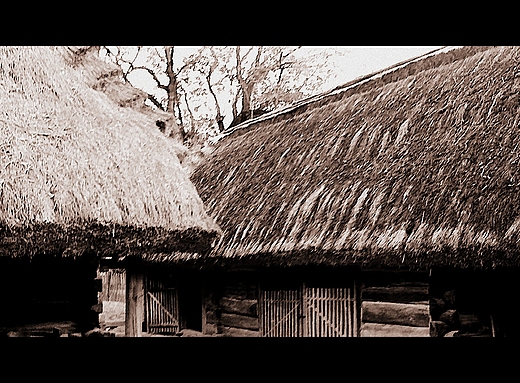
362,286,429,304
362,301,430,327
125,271,144,337
361,323,430,337
220,326,260,337
220,297,258,316
220,312,259,331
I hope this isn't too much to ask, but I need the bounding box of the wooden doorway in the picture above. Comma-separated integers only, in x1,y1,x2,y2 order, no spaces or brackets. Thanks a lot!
259,284,358,337
145,276,180,335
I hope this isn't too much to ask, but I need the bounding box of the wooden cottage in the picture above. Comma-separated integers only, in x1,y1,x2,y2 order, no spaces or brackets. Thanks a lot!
186,46,520,337
0,46,220,337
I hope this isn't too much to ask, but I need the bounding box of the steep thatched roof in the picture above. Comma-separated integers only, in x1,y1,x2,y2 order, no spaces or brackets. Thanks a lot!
192,46,520,270
0,46,220,259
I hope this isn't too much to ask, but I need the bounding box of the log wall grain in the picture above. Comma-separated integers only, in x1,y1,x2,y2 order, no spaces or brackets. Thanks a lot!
362,301,430,327
360,271,431,337
201,273,260,337
361,322,431,337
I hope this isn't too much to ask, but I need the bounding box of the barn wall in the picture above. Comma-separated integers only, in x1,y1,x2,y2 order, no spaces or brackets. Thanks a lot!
360,270,431,337
202,267,360,337
202,271,260,337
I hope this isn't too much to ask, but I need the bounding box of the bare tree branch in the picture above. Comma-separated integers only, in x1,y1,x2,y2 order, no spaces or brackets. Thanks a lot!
147,93,166,111
132,66,168,91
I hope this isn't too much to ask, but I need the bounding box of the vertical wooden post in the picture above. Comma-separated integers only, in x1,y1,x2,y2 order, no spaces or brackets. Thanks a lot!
125,271,145,337
353,281,358,336
302,283,308,337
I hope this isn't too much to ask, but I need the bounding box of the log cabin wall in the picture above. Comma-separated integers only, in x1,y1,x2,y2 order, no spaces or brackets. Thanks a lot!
202,270,260,337
202,267,360,337
360,270,431,337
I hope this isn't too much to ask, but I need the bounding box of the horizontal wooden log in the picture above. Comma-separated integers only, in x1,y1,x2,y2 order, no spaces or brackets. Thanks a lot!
221,297,258,316
362,286,429,304
362,301,430,327
220,326,259,337
361,323,430,337
220,312,259,331
429,320,448,337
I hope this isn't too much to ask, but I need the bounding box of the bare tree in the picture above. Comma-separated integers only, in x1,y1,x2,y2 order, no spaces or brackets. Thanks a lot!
102,46,343,143
102,46,195,142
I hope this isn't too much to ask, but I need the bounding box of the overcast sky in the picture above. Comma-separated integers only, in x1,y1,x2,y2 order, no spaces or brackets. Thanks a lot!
300,46,445,90
173,46,445,91
128,46,447,129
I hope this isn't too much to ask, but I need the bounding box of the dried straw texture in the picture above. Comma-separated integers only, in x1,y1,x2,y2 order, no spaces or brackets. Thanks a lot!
0,46,220,258
192,46,520,270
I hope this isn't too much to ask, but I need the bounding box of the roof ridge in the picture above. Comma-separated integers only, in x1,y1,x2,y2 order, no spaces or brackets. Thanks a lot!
214,46,469,142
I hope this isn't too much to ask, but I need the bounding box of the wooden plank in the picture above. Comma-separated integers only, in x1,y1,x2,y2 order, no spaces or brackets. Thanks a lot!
361,323,430,337
362,286,429,304
125,272,144,337
362,301,430,327
353,282,358,336
220,326,259,337
220,297,258,316
260,289,301,337
220,312,259,331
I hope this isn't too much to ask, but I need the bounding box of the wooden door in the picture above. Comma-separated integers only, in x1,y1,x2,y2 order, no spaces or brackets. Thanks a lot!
145,277,179,335
303,286,358,337
260,289,303,337
260,284,358,337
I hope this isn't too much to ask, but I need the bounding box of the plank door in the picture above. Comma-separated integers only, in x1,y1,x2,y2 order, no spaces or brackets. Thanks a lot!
260,289,303,337
145,277,180,335
303,286,358,337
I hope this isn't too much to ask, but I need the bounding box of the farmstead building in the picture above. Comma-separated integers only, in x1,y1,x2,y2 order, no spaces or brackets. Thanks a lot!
0,46,220,336
188,46,520,337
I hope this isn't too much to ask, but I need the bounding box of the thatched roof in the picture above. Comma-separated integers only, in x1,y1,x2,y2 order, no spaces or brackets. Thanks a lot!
0,46,220,259
192,46,520,270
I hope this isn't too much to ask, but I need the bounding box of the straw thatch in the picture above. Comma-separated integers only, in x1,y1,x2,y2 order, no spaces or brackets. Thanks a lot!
192,46,520,270
0,46,220,259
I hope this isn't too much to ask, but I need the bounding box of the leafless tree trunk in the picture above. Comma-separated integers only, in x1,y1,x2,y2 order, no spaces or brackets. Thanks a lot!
164,46,185,141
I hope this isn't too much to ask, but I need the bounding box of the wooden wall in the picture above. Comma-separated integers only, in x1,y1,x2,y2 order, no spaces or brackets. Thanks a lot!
429,268,497,337
360,270,430,337
202,272,260,337
125,270,145,337
98,268,126,336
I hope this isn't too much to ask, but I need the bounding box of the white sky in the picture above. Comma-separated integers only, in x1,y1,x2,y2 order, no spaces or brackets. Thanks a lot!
299,46,444,89
173,46,444,90
122,46,446,129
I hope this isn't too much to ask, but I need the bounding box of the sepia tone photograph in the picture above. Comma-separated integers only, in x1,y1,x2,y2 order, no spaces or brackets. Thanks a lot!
1,45,517,338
